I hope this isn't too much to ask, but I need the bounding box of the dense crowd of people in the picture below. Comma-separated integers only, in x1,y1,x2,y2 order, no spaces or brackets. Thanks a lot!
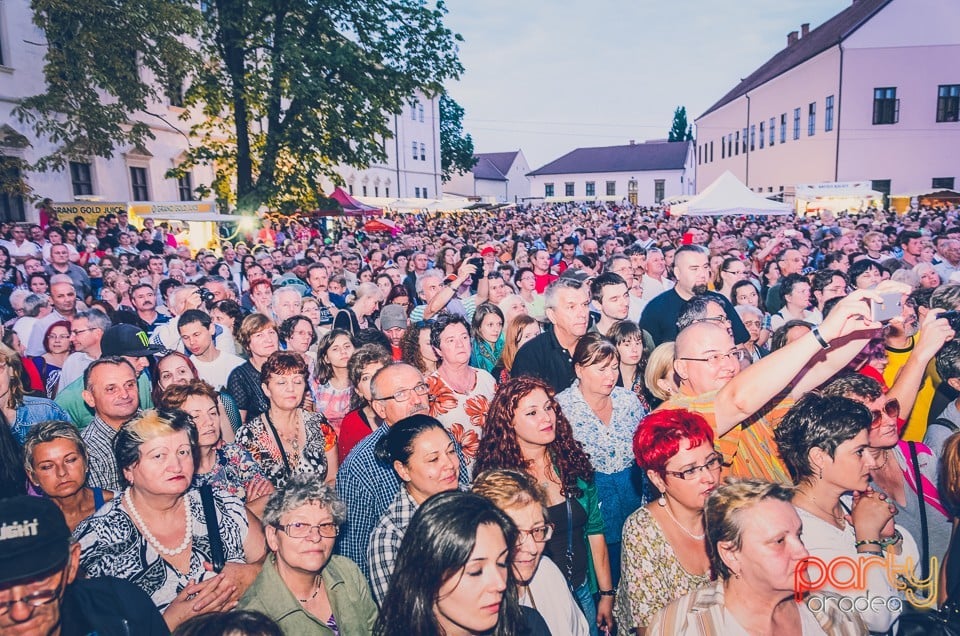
1,200,960,635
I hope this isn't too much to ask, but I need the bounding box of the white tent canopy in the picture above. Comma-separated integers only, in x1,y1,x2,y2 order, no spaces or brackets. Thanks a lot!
671,171,792,216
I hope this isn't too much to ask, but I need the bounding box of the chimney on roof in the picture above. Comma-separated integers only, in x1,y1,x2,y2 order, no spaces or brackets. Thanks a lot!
801,23,810,37
629,139,635,145
787,30,799,46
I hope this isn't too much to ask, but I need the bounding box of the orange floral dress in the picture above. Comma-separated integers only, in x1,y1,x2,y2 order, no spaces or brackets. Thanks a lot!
426,368,497,468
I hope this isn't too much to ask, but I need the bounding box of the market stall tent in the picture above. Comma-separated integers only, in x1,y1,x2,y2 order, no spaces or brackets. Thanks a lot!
327,187,383,216
363,218,401,235
670,171,792,216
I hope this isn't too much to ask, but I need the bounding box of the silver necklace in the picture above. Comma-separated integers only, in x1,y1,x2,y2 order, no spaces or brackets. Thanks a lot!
662,500,705,540
123,488,193,557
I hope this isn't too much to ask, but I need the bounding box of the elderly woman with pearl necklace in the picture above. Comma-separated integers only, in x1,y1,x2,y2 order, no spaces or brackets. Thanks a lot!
74,410,266,630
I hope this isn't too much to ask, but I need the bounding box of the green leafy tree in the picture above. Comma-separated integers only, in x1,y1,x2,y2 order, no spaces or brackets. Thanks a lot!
439,94,476,182
16,0,464,212
668,106,694,142
15,0,201,172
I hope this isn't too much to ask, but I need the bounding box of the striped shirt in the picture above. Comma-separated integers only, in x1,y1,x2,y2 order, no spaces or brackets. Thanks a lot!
657,390,793,485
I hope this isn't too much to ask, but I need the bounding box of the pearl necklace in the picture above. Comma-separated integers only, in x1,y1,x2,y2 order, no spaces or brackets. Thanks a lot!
661,499,705,540
124,488,193,557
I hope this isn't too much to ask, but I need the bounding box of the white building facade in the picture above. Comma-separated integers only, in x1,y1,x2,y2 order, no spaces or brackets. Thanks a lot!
0,2,442,223
327,94,442,201
527,141,695,206
694,0,960,200
0,1,217,223
444,150,532,203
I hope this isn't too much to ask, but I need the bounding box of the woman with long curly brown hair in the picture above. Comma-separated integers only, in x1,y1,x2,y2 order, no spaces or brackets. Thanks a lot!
474,376,615,635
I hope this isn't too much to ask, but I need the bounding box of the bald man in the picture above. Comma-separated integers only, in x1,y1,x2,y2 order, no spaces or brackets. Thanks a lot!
659,289,884,483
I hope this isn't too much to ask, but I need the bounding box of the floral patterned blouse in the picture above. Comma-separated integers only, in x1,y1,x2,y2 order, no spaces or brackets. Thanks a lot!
427,368,496,467
555,382,646,475
312,381,353,435
616,507,711,631
191,443,267,501
236,409,337,489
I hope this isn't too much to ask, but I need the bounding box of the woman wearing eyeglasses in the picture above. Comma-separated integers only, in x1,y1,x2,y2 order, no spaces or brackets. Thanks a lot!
617,409,719,635
367,415,461,604
712,257,748,305
473,468,591,636
239,474,377,635
821,373,954,575
474,376,614,636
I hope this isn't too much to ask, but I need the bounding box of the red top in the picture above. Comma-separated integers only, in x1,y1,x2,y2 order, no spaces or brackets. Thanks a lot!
338,408,379,460
533,273,557,294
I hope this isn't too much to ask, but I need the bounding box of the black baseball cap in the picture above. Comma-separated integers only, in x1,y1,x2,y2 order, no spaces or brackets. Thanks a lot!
101,324,163,357
0,497,71,585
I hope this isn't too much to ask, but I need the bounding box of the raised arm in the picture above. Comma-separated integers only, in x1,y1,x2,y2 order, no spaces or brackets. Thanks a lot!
886,308,954,419
714,289,883,435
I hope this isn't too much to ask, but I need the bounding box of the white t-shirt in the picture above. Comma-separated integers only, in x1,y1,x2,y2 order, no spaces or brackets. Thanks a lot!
191,351,244,390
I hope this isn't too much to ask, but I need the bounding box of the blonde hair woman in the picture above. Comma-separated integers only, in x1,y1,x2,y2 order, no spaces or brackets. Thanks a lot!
495,314,541,384
75,410,266,630
333,282,383,336
643,342,678,406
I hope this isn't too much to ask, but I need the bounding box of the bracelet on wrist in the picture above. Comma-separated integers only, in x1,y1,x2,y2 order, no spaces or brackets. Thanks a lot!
879,529,902,548
811,325,831,349
597,589,616,597
854,537,883,549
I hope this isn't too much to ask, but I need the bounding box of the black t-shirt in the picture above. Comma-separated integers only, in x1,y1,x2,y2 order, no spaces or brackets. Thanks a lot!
544,496,589,589
60,576,169,636
136,239,164,255
641,288,749,346
511,327,576,393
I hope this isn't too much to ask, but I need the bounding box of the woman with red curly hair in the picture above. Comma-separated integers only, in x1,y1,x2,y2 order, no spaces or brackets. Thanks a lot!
616,409,720,635
474,376,614,636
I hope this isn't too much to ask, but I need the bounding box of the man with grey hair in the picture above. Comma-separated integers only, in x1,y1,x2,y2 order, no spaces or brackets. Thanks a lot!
512,276,590,392
337,363,433,575
58,309,111,391
272,286,303,323
10,292,50,345
5,288,30,326
409,261,483,322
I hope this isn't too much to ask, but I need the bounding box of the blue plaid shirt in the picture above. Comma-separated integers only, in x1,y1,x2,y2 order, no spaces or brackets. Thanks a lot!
335,424,470,577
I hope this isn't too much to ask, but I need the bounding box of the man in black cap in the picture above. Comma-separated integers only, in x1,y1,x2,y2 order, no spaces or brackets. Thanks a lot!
0,496,167,635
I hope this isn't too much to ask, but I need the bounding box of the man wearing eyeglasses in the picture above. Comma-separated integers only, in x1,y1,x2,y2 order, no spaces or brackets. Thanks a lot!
56,309,110,393
661,288,890,483
0,496,167,636
335,363,470,576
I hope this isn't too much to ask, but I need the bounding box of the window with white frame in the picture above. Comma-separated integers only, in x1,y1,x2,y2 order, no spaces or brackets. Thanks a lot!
564,182,574,197
418,104,424,122
419,143,425,161
545,183,554,197
585,181,595,197
415,186,421,197
825,96,834,132
807,102,816,136
606,181,615,196
412,141,418,159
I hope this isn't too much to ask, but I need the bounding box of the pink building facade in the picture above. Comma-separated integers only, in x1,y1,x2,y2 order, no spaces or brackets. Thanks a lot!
694,0,960,201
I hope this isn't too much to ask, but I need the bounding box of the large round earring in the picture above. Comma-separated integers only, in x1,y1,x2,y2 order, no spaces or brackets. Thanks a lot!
658,495,667,507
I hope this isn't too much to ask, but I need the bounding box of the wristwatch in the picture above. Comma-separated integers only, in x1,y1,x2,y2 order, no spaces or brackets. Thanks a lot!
598,589,616,597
